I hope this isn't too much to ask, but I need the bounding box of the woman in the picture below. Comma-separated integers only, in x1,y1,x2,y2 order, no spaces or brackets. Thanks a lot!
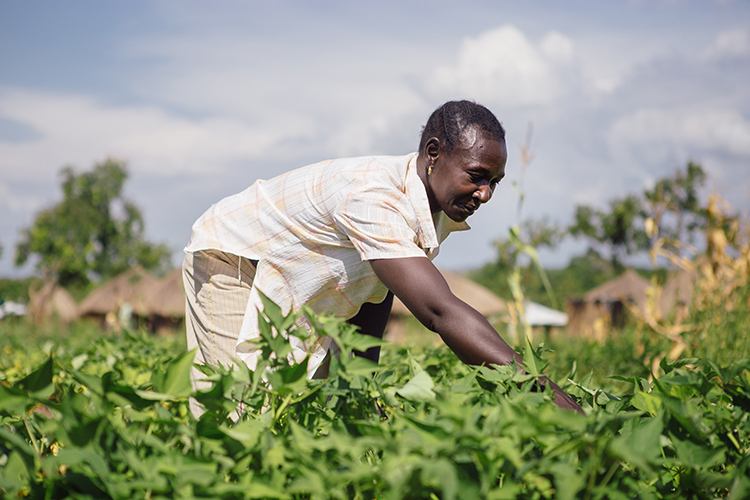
183,100,583,414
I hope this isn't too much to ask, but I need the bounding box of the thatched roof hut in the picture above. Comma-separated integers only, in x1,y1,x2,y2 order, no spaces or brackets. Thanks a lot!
27,281,79,325
564,300,611,341
79,266,158,318
140,268,186,332
584,269,651,312
145,268,185,318
566,269,651,339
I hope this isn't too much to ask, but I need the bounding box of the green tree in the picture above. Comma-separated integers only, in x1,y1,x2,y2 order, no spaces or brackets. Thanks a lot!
569,195,649,271
643,161,707,257
14,158,172,290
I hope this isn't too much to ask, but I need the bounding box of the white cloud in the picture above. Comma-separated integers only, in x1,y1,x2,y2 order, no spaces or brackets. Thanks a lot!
701,28,750,60
610,107,750,158
428,25,578,108
0,87,313,181
0,183,41,213
539,31,575,65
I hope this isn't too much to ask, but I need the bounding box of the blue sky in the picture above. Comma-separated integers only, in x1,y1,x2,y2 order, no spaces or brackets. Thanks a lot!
1,0,748,278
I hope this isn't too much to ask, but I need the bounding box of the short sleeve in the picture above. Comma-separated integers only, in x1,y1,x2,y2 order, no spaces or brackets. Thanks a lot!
333,189,428,261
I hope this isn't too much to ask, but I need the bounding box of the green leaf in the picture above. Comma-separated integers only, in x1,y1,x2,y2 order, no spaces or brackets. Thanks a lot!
151,349,196,399
0,385,29,415
548,463,585,500
0,451,31,496
220,419,265,447
267,359,309,395
243,482,290,499
522,334,543,375
658,395,707,443
341,355,385,376
0,427,36,458
340,329,389,353
259,290,297,332
15,356,55,400
419,458,458,500
395,370,435,401
670,433,726,469
609,416,664,475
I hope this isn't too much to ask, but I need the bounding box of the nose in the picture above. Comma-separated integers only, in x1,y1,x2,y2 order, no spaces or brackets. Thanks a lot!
474,184,492,204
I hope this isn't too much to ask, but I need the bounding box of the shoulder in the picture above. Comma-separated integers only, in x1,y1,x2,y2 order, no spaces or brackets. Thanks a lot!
324,153,415,178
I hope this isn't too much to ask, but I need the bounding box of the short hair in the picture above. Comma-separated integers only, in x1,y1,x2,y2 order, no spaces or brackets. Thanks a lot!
419,100,505,155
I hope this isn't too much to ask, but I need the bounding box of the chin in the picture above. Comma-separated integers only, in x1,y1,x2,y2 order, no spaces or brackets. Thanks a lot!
447,211,471,223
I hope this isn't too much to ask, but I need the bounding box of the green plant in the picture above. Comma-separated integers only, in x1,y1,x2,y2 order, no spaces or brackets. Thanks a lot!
2,299,749,499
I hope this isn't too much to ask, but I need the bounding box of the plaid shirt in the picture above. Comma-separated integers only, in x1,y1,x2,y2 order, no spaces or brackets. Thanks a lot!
185,153,469,370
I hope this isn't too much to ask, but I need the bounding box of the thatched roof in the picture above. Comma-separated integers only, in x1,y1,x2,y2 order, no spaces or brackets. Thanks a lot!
391,269,507,317
144,268,185,318
583,269,651,311
78,266,158,316
27,281,79,324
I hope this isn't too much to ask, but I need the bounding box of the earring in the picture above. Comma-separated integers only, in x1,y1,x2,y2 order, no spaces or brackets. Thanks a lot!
427,164,433,176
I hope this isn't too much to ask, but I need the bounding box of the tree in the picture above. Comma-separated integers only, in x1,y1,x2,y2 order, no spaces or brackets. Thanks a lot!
569,195,649,271
15,158,172,290
643,161,707,258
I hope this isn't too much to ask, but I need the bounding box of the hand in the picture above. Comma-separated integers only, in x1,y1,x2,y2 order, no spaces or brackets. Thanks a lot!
538,375,585,414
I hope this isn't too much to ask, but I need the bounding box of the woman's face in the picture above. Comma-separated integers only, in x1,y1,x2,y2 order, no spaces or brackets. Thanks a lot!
425,128,507,222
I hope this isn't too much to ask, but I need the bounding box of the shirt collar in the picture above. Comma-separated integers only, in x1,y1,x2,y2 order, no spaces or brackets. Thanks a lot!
405,153,470,252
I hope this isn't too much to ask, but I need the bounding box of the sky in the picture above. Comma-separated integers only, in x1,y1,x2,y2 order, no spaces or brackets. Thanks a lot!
1,0,749,279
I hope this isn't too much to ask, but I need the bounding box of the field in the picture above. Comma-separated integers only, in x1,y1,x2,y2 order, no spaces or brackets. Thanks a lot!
2,276,750,500
3,200,750,499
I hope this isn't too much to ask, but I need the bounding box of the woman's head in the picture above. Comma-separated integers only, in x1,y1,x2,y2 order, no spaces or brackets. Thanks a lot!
419,101,507,222
419,100,505,156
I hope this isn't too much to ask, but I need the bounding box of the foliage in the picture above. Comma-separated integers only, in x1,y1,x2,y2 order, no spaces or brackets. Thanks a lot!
470,249,636,309
569,195,649,271
494,127,561,344
14,158,172,292
0,278,38,304
2,302,750,499
680,195,750,366
493,218,565,271
644,161,707,256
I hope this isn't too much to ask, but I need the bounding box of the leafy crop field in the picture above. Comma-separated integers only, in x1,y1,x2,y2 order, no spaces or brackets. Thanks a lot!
2,290,749,500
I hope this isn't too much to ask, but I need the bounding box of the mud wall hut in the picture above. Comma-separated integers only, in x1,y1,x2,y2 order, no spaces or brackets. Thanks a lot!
565,269,651,340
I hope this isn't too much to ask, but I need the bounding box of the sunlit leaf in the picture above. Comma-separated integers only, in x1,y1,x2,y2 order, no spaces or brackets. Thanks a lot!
396,370,435,401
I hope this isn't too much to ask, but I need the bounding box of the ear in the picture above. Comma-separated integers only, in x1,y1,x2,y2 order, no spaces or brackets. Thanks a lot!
424,137,440,163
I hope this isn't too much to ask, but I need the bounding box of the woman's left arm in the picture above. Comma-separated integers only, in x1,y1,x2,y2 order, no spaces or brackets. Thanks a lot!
370,256,584,414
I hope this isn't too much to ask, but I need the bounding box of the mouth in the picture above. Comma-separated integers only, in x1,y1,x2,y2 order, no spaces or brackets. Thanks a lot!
466,201,481,213
460,203,478,217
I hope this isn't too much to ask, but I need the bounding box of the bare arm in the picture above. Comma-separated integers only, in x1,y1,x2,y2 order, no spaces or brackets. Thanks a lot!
370,256,583,413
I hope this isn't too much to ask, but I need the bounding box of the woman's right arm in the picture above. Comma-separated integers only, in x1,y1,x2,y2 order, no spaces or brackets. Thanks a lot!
370,256,584,413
